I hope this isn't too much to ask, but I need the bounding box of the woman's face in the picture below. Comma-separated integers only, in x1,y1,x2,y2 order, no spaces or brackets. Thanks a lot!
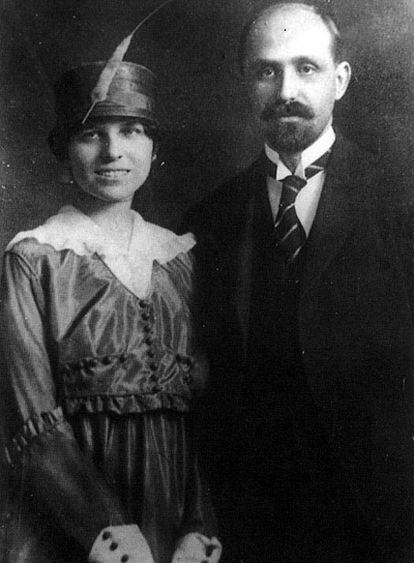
66,118,154,204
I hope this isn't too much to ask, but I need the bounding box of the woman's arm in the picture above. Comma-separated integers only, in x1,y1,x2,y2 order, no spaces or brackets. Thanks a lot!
0,250,152,562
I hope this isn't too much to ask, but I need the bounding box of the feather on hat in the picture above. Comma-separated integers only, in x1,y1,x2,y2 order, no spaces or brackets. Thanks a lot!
82,0,175,123
49,0,174,144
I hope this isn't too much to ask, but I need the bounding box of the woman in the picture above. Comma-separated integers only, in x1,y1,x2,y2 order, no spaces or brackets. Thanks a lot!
0,61,221,563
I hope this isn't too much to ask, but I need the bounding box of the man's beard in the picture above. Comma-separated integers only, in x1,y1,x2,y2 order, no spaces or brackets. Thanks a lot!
261,101,320,154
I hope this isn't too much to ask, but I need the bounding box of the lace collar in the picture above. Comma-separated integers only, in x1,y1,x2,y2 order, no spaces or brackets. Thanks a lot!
7,205,195,298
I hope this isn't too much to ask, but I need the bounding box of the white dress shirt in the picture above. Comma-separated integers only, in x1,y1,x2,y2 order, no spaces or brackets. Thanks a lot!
265,125,336,236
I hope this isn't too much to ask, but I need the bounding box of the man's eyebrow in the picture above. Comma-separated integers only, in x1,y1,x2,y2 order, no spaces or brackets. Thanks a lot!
293,56,322,66
249,58,282,67
249,55,325,66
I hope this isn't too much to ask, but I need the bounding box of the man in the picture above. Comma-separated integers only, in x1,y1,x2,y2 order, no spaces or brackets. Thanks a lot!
189,2,414,561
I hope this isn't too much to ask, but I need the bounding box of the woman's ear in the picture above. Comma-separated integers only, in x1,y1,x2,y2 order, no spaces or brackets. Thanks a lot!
58,162,74,184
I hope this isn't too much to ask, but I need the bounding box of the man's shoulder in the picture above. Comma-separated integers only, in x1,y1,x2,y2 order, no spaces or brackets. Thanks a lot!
209,155,264,204
331,132,381,180
184,155,264,235
332,133,395,232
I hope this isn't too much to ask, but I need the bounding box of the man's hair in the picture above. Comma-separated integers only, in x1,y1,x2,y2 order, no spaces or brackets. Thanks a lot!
239,1,346,74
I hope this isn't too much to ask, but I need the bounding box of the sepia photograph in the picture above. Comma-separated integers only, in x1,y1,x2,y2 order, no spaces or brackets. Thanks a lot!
0,1,413,561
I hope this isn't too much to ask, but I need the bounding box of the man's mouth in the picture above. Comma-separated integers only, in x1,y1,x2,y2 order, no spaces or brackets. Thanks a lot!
262,102,314,121
95,169,130,178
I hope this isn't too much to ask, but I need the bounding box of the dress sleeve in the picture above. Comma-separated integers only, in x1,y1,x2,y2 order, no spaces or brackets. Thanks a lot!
179,448,218,540
0,250,128,553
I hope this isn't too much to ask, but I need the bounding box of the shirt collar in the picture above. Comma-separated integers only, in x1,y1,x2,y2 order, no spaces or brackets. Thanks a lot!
265,124,336,181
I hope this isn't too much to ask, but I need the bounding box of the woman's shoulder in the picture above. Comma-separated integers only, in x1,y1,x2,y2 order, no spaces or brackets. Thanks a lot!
4,207,96,274
5,212,65,260
5,231,60,264
2,235,67,286
5,205,109,265
131,212,195,265
6,206,64,244
162,242,195,273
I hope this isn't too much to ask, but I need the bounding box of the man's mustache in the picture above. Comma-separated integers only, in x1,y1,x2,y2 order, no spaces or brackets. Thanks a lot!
261,101,314,121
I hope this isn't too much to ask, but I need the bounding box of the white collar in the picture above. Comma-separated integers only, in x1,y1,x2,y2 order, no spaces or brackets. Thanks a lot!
8,205,195,299
265,124,336,181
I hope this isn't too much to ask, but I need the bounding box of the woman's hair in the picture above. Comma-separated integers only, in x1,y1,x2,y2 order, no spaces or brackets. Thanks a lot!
48,118,159,161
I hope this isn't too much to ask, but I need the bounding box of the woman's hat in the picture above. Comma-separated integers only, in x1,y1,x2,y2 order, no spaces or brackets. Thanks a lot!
52,61,158,129
48,60,158,160
48,0,176,157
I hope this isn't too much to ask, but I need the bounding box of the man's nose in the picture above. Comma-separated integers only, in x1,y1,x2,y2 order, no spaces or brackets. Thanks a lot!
278,68,299,101
100,134,122,160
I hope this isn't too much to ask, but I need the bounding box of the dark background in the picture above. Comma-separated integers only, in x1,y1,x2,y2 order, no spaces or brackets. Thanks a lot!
0,0,413,255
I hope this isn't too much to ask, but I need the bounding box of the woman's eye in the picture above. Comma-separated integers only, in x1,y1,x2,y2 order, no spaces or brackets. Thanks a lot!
122,125,145,137
78,130,99,141
259,66,276,79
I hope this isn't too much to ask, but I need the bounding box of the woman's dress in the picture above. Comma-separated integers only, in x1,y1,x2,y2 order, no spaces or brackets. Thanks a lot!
0,206,215,563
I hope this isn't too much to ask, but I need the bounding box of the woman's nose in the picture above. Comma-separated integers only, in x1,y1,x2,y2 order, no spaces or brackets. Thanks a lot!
100,134,122,160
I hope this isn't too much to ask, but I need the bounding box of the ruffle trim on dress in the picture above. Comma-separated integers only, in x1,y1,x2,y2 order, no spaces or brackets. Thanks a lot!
64,393,191,416
4,406,74,467
6,205,196,299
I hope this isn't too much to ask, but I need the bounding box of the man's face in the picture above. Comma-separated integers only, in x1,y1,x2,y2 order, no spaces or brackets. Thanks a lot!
243,4,351,154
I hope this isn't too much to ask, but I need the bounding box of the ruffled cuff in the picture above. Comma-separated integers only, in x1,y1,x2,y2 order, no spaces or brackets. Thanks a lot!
4,406,74,466
89,525,154,563
172,533,222,563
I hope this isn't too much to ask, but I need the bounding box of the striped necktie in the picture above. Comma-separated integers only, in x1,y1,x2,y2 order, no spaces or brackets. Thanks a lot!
270,150,331,263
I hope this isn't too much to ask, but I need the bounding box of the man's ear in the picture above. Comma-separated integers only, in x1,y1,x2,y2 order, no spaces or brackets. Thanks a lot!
335,61,352,101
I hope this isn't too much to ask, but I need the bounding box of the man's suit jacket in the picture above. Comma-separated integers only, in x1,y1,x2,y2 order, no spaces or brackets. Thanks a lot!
189,133,414,559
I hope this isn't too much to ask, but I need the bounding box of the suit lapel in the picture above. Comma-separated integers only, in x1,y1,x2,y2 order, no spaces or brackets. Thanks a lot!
301,135,357,298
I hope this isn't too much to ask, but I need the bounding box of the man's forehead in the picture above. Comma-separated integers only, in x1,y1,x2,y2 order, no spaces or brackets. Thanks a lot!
247,4,334,61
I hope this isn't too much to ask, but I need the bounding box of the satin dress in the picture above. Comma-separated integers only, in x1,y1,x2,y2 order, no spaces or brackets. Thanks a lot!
0,206,215,563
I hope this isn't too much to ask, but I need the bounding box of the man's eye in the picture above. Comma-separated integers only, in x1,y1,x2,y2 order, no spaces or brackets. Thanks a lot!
299,64,316,75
